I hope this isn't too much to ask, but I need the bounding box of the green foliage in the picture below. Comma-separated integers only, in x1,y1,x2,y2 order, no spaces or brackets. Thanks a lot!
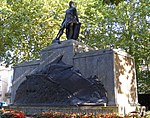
0,0,149,93
103,0,125,5
0,0,69,64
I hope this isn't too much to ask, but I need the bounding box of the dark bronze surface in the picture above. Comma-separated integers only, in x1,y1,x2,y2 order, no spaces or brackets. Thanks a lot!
14,55,107,106
52,1,81,44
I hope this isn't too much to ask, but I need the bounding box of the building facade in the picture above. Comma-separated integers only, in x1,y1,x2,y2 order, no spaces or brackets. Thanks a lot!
0,63,12,104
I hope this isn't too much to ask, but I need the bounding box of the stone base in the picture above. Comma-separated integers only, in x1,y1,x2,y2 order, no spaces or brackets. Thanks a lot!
11,40,138,115
10,105,118,115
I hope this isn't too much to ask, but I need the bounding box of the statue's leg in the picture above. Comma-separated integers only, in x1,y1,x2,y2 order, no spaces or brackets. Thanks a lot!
66,23,74,39
66,27,69,39
73,23,81,40
52,27,65,44
55,27,65,40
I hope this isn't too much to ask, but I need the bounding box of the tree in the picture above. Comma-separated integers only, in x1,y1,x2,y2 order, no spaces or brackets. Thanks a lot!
0,0,149,93
79,0,150,93
103,0,125,5
0,0,127,65
0,0,69,65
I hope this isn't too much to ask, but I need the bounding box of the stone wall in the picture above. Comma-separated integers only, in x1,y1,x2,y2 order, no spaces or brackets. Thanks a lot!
11,60,40,105
73,49,115,105
114,51,138,113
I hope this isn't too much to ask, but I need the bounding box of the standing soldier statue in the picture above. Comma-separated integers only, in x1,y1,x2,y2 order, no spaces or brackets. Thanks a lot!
53,1,81,44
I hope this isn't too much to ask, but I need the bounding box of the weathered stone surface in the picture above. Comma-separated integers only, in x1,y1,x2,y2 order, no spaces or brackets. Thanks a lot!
113,51,138,113
40,40,94,65
10,105,119,115
73,49,115,105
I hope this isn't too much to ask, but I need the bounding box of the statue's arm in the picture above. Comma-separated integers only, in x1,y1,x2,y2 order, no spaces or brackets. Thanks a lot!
75,8,79,22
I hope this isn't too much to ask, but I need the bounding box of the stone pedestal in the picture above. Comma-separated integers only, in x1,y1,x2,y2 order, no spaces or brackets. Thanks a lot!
73,49,138,114
11,40,93,105
11,40,138,115
10,105,118,115
40,40,94,65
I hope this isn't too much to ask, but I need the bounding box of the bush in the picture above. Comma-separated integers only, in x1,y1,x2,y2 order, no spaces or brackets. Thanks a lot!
0,109,25,118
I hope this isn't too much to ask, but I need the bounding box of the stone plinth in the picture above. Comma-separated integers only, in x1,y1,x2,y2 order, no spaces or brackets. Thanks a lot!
11,40,138,115
40,40,94,65
10,105,118,115
73,49,138,114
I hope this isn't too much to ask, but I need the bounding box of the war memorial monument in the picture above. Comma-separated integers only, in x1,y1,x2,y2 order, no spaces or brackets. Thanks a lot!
11,1,139,116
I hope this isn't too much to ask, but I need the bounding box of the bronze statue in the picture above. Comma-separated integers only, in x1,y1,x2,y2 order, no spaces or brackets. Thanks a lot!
14,55,108,105
52,1,81,44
